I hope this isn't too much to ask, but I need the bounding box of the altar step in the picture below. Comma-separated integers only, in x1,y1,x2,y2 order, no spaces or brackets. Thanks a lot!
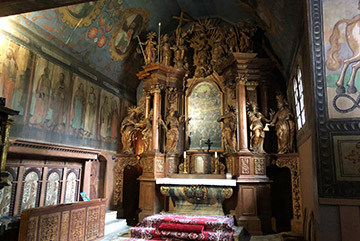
101,211,131,241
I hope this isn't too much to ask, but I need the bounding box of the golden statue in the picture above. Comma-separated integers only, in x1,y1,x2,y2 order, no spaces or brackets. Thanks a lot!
160,34,172,66
269,93,295,154
139,32,157,64
160,108,184,154
120,107,138,154
136,109,153,153
247,102,272,153
217,106,237,153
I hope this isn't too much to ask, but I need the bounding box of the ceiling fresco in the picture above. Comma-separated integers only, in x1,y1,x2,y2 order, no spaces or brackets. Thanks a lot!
5,0,303,91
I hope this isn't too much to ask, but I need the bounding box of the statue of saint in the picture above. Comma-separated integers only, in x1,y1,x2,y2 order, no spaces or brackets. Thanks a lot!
247,102,272,153
160,34,172,66
217,106,237,153
136,109,153,153
120,107,138,154
269,94,295,154
160,108,184,154
138,32,157,64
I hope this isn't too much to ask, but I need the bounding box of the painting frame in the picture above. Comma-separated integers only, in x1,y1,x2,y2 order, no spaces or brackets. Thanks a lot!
109,8,149,61
309,0,360,198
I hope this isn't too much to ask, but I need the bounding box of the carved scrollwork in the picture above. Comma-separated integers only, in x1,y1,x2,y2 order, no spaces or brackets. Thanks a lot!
114,155,139,205
183,185,208,203
254,158,265,175
241,158,250,175
221,187,233,199
276,155,302,221
160,186,170,196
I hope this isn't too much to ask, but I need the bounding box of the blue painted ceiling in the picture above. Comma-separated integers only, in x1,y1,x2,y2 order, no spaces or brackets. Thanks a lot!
8,0,304,92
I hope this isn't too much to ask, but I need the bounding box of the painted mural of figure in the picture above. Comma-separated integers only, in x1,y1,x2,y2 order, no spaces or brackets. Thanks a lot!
110,98,119,138
71,83,86,130
47,73,66,130
100,96,110,138
269,93,295,154
1,48,18,107
29,67,51,125
84,86,97,135
115,14,143,55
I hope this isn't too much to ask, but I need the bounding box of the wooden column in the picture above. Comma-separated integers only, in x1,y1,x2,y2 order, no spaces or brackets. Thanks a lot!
237,76,248,151
151,85,162,152
145,93,151,119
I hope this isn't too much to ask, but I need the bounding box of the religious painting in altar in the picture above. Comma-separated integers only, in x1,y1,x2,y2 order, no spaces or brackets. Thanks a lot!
187,81,222,150
0,36,32,115
323,0,360,118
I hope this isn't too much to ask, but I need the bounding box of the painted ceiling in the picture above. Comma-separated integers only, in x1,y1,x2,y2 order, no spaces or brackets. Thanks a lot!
5,0,304,92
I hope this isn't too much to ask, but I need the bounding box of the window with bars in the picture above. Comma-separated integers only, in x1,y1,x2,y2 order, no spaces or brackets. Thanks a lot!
293,67,305,129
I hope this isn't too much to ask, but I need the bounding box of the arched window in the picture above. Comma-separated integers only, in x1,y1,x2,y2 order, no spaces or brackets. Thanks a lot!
293,67,306,129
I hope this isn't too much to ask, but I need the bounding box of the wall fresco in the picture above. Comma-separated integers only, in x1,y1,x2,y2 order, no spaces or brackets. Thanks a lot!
0,36,125,151
323,0,360,118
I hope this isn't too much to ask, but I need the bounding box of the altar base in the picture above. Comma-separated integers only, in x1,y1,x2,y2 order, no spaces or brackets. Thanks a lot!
157,177,236,216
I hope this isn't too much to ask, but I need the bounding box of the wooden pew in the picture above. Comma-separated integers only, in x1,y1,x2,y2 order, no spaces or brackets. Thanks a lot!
18,199,106,241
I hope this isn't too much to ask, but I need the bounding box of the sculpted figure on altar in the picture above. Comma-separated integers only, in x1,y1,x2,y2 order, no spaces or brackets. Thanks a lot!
120,107,139,154
269,93,295,154
160,34,172,66
160,108,185,154
137,109,153,153
247,102,273,153
217,106,237,153
138,32,157,64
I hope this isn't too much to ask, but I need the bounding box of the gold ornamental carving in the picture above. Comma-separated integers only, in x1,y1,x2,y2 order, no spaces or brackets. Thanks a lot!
254,158,265,175
27,216,39,241
114,155,139,205
183,185,208,203
276,155,302,221
156,158,164,173
221,187,233,199
241,158,250,175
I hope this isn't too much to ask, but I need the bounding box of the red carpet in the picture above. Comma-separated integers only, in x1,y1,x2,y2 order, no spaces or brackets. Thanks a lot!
125,214,235,241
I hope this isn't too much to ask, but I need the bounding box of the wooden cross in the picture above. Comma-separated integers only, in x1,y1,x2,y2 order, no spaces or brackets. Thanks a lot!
173,11,192,46
205,139,213,152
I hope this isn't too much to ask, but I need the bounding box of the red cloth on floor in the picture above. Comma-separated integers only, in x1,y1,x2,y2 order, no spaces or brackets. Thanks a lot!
158,223,204,233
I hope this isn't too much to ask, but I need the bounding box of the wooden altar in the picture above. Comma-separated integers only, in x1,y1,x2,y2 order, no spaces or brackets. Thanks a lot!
115,16,296,235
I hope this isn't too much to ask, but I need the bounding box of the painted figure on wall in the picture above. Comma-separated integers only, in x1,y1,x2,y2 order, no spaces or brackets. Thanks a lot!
269,93,295,154
47,73,67,131
114,13,143,55
110,98,119,139
84,86,97,135
100,95,110,138
1,47,18,107
71,82,86,130
29,67,51,125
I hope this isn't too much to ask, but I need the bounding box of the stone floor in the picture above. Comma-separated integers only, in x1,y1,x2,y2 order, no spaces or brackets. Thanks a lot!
100,211,281,241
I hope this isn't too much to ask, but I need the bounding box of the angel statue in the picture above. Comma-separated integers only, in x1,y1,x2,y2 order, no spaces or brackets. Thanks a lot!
217,105,237,153
160,108,185,154
247,101,273,153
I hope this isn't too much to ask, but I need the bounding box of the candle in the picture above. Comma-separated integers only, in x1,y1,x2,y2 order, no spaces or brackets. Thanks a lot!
184,151,186,159
215,152,218,158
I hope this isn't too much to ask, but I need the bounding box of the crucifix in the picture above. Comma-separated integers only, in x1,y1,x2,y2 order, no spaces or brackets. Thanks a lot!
172,11,192,46
205,139,213,152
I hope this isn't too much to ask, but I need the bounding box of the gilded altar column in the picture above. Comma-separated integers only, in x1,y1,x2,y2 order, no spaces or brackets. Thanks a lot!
151,85,162,152
145,92,151,119
237,75,249,151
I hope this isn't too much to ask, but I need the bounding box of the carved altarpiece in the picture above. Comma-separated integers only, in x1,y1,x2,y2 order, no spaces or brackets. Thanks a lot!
116,17,300,235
